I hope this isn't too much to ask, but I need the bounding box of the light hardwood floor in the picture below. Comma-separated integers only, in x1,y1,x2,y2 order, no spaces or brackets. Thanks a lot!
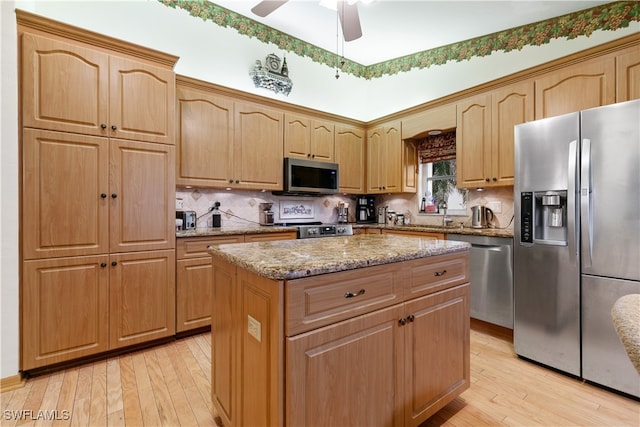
1,327,638,426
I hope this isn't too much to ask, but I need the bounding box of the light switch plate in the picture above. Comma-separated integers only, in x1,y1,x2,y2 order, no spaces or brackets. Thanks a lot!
248,315,262,342
176,198,184,209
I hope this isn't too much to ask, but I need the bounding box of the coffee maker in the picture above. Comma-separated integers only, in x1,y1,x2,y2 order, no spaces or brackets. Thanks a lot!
355,195,376,223
259,203,275,225
336,202,349,223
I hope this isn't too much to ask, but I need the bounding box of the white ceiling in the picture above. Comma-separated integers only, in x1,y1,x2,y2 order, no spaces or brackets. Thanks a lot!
213,0,613,65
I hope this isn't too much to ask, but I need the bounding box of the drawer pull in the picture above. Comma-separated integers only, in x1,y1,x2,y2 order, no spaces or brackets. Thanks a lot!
434,270,447,277
344,289,366,298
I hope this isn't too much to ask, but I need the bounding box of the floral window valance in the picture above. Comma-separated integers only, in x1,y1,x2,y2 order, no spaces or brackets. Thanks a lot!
417,130,456,163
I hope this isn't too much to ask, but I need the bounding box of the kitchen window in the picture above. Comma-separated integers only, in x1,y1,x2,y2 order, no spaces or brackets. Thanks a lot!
417,130,466,215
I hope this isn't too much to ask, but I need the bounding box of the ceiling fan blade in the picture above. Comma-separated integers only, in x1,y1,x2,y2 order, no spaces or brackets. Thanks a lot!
251,0,288,17
337,1,362,42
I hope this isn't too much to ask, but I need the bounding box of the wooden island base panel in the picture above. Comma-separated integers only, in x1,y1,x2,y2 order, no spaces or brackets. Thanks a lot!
208,234,471,427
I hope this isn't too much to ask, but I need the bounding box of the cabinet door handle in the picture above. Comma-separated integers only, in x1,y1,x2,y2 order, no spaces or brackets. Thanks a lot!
111,193,117,199
100,262,107,268
492,177,497,181
485,178,490,182
111,261,118,267
407,314,415,322
111,125,118,131
100,193,107,198
398,317,407,326
100,124,107,129
434,270,447,277
344,289,365,298
235,180,240,184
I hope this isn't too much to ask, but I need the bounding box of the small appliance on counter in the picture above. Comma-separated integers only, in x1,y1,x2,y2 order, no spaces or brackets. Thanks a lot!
176,210,196,230
259,202,275,225
377,206,388,224
336,202,349,223
355,195,376,223
470,205,494,228
210,202,221,228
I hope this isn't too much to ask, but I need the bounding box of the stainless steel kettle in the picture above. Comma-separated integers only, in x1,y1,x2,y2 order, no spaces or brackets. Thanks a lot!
471,205,494,228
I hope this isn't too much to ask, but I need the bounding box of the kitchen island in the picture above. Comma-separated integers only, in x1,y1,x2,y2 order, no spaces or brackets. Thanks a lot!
208,234,471,427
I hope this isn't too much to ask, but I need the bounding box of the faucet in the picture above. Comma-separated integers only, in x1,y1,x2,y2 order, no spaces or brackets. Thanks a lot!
440,202,453,227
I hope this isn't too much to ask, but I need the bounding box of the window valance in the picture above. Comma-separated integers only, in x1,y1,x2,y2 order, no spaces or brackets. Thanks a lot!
417,130,456,163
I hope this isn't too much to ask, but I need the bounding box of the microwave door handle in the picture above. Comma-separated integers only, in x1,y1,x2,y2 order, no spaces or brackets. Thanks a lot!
580,138,592,268
567,140,578,264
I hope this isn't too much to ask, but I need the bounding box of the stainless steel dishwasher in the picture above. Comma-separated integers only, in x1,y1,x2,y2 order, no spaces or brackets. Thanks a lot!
447,234,514,328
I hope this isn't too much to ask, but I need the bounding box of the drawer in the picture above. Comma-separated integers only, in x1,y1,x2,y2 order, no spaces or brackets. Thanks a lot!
176,235,244,259
244,231,297,242
285,263,404,336
405,252,469,299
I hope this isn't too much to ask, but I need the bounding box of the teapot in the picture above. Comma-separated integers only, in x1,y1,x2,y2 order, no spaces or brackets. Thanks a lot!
471,205,494,228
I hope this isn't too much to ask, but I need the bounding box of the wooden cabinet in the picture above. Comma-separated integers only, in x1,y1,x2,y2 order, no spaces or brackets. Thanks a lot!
367,121,402,193
211,251,470,426
22,129,175,260
402,139,418,193
401,103,456,139
457,81,533,188
176,81,284,190
109,250,176,349
284,113,335,162
21,32,175,145
176,232,295,333
22,256,109,370
535,56,616,119
19,16,178,370
335,124,365,194
616,47,640,102
176,85,234,187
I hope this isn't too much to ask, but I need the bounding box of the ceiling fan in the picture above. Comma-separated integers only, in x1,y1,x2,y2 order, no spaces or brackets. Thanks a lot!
250,0,363,42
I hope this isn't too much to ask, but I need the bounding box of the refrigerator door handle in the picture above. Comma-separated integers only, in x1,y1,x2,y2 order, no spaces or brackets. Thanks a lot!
568,140,578,263
581,138,593,267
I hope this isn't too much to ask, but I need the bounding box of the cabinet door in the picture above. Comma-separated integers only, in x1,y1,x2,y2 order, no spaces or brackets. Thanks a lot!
110,139,175,253
366,126,385,193
402,140,418,193
286,304,404,427
22,129,109,259
22,255,109,370
535,56,615,119
109,56,175,144
21,33,109,136
310,119,335,162
403,284,470,426
176,257,213,332
616,48,640,102
456,94,492,188
490,81,534,186
109,250,175,348
176,86,234,187
335,124,365,194
233,102,283,190
283,113,311,160
385,122,403,192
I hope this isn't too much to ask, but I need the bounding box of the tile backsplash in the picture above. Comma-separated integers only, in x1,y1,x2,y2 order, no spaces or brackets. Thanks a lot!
176,186,514,231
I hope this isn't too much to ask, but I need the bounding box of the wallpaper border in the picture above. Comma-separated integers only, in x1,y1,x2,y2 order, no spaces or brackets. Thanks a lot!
160,0,639,79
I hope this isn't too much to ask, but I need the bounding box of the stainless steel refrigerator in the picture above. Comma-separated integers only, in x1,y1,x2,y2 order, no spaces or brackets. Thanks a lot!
514,99,640,398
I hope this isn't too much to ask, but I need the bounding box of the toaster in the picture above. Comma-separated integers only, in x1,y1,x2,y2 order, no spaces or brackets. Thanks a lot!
176,210,196,230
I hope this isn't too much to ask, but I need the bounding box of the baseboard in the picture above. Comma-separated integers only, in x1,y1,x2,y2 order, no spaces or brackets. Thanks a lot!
470,318,514,342
0,374,26,392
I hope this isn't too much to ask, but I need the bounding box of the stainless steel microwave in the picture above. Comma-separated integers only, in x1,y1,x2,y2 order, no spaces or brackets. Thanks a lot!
280,158,339,195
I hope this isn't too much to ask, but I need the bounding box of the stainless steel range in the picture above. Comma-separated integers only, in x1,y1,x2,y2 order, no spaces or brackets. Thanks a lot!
297,224,353,239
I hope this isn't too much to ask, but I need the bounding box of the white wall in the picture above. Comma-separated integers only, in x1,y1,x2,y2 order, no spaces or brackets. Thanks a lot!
1,0,637,379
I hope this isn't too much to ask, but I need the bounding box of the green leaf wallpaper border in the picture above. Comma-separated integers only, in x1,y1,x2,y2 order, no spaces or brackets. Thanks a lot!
160,0,639,80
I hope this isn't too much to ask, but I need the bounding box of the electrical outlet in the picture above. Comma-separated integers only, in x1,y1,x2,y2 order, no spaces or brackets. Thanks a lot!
487,201,502,213
176,198,184,210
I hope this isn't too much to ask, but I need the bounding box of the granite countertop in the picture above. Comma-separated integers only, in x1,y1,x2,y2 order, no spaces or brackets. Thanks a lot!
208,234,470,280
176,225,297,238
360,224,514,238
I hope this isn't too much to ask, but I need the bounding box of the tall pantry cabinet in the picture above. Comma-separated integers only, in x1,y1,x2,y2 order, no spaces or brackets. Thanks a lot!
18,11,178,370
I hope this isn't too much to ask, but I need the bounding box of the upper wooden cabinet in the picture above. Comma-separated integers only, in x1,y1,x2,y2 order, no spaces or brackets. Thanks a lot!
367,121,402,193
176,79,284,191
21,33,175,144
457,81,534,188
284,113,335,162
401,103,457,139
616,47,640,102
535,55,615,119
335,124,365,194
176,85,234,187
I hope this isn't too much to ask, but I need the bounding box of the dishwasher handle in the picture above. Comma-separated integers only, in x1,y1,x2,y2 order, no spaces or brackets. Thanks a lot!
470,243,507,252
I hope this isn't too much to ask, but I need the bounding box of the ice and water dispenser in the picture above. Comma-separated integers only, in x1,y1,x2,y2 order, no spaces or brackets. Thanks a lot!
520,190,567,245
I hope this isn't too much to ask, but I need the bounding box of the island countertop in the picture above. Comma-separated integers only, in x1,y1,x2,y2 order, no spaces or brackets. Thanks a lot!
207,234,470,280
